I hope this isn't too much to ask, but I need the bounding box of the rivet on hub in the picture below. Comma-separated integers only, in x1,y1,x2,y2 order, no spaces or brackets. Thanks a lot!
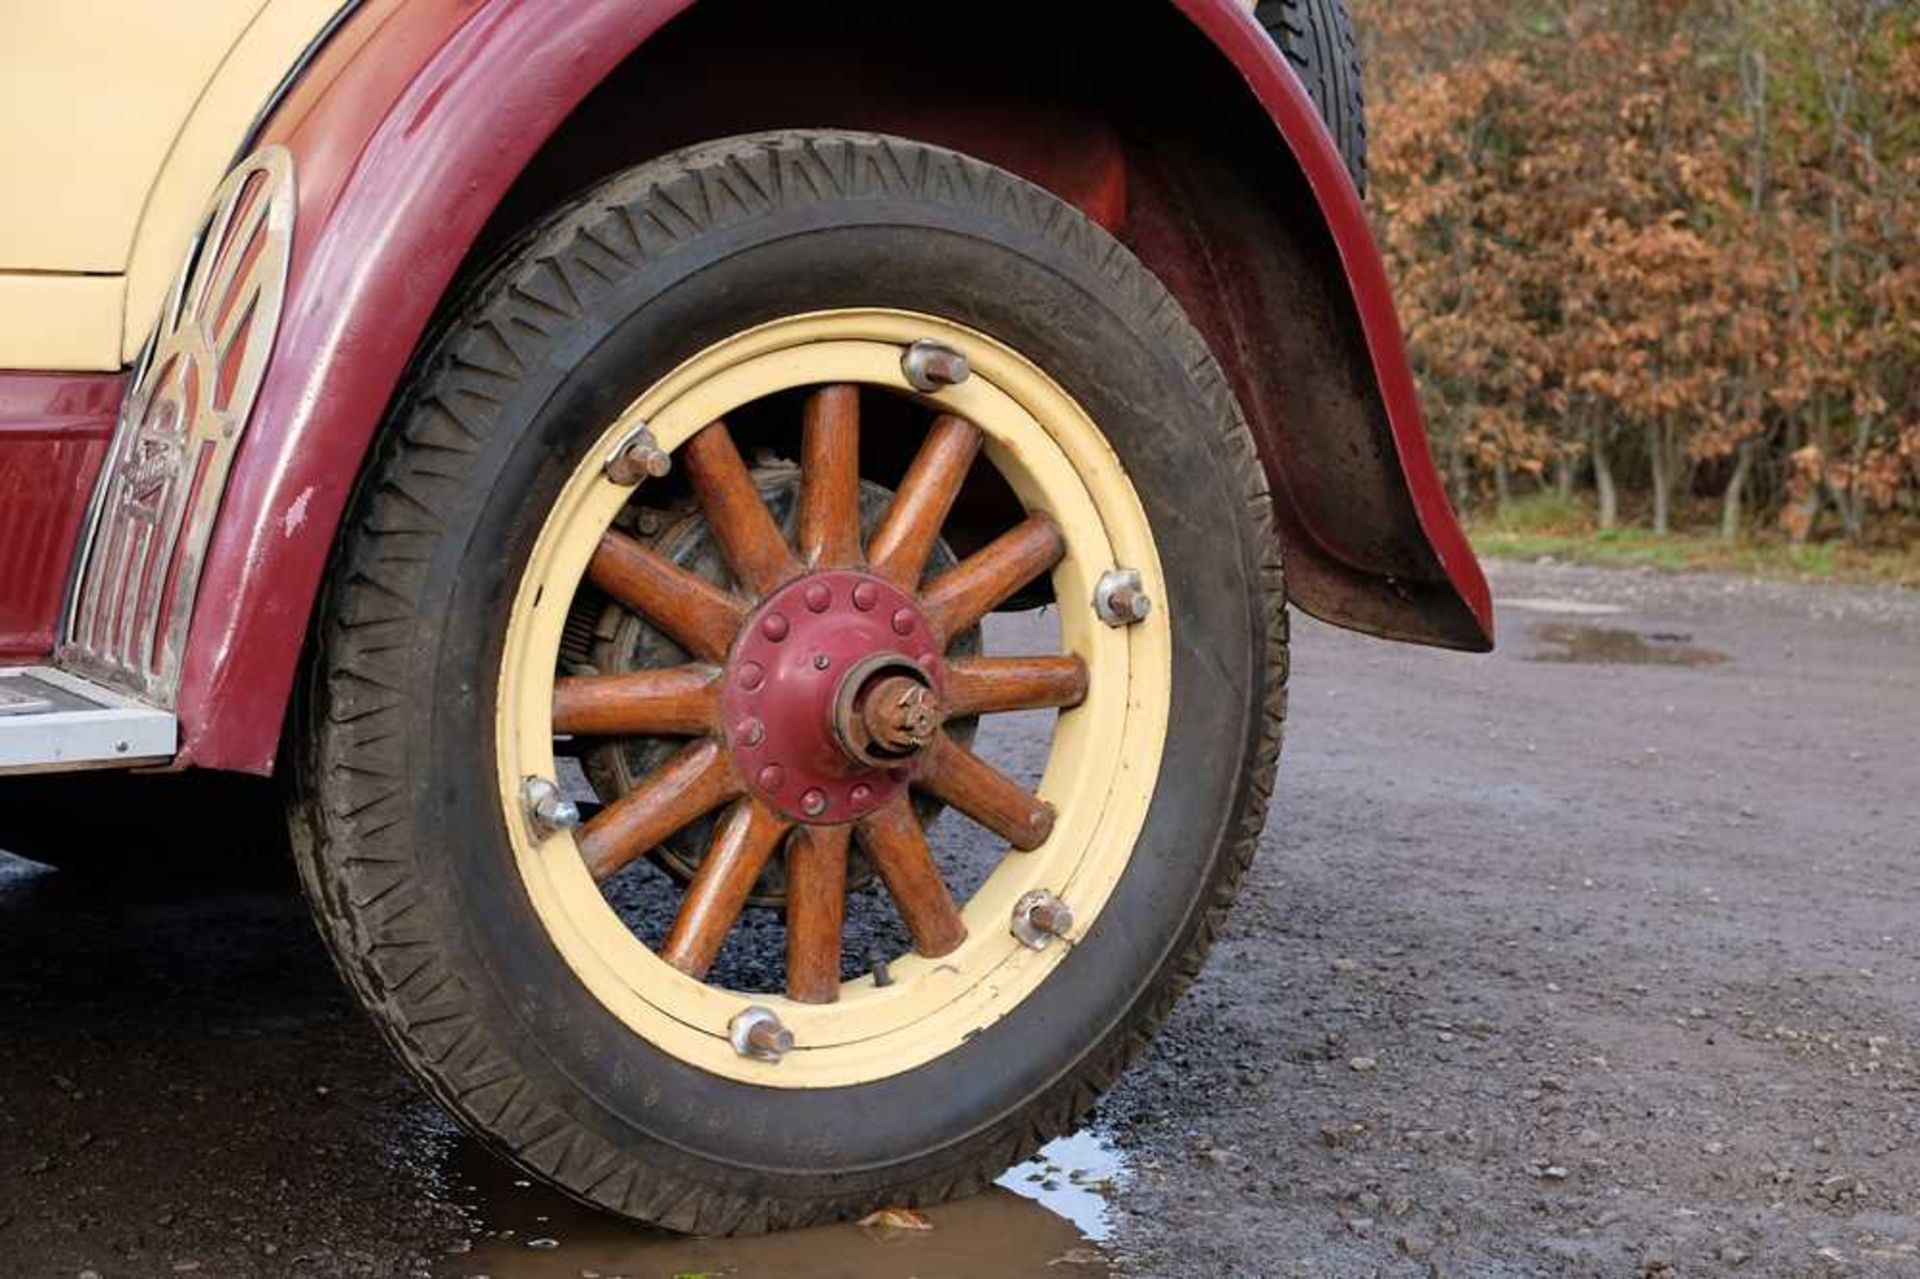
759,612,790,642
735,717,765,748
890,607,916,636
800,788,828,817
520,776,581,840
603,423,671,485
729,1006,794,1062
852,581,880,611
1093,568,1152,627
804,582,832,612
757,763,786,792
1011,889,1074,950
900,339,970,392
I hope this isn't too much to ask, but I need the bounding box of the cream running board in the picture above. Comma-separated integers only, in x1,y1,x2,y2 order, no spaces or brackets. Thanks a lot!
0,666,176,774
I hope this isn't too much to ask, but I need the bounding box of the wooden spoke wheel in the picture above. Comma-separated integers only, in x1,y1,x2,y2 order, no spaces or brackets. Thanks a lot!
555,389,1085,1002
498,312,1170,1086
295,132,1285,1234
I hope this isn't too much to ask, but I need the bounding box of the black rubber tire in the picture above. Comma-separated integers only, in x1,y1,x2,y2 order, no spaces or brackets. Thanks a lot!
289,130,1287,1234
1256,0,1370,194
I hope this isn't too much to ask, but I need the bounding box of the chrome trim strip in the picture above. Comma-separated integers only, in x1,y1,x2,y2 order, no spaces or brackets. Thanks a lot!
59,146,295,705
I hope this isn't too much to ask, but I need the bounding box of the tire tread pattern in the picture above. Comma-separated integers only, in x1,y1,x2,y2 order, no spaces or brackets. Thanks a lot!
289,131,1289,1233
1255,0,1370,194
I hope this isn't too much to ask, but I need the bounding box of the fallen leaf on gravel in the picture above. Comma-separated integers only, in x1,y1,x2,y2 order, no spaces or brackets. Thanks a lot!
859,1206,934,1231
1050,1247,1107,1266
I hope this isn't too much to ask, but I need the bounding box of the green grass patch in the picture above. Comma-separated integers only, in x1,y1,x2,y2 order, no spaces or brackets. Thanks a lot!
1467,495,1919,589
1483,490,1587,535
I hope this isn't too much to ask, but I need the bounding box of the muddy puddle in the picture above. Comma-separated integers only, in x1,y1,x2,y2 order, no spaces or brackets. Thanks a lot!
436,1129,1125,1277
1528,621,1728,667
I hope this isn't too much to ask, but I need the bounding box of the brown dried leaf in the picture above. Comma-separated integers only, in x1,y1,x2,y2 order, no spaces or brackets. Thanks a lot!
858,1205,934,1231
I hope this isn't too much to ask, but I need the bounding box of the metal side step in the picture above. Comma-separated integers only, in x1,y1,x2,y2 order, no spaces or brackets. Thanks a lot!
0,666,176,774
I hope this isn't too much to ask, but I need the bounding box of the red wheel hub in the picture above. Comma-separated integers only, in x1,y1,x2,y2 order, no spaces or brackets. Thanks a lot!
723,570,944,824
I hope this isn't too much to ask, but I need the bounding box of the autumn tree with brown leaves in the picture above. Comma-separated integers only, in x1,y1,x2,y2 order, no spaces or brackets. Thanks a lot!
1358,0,1917,547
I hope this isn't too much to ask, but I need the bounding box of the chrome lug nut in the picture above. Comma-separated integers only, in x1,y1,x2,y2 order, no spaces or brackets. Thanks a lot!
521,776,581,839
604,423,672,485
900,339,970,392
1011,889,1075,950
729,1005,794,1062
1093,567,1152,627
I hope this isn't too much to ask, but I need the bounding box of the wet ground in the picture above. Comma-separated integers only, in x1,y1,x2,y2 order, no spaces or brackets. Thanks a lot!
2,558,1917,1277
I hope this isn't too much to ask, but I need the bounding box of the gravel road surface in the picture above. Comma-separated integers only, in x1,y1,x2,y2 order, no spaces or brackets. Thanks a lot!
2,559,1916,1277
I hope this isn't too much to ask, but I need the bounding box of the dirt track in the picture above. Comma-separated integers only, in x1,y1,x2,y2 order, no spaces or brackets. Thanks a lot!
2,558,1917,1277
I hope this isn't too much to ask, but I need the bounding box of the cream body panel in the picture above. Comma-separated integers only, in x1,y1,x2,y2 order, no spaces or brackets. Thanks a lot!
0,274,124,371
0,0,346,368
121,0,349,361
0,1,267,273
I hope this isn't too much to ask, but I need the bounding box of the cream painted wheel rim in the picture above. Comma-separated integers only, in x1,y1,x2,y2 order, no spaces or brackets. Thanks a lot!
495,309,1170,1087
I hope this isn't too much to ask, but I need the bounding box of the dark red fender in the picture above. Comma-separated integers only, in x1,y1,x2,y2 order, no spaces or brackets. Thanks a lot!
1168,0,1489,651
176,0,1490,773
177,0,700,771
0,373,121,659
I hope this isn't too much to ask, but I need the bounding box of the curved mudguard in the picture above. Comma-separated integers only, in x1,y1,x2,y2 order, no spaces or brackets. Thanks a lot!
173,0,1491,773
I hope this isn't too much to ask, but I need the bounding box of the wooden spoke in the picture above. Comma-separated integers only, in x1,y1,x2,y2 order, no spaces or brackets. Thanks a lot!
920,513,1065,643
680,420,802,596
797,385,863,568
577,738,740,882
867,415,982,589
784,823,850,1003
660,798,792,978
552,665,721,736
943,655,1089,718
588,530,746,663
915,731,1055,851
856,796,968,958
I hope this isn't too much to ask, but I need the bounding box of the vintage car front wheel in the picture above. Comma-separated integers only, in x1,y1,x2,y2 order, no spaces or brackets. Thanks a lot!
292,131,1286,1233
